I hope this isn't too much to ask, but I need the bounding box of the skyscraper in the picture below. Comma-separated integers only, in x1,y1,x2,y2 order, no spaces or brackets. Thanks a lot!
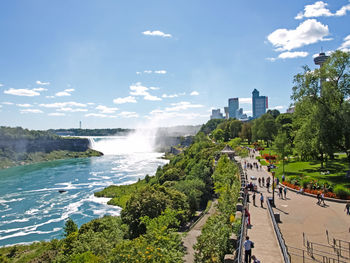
210,109,224,120
228,98,239,119
252,89,268,119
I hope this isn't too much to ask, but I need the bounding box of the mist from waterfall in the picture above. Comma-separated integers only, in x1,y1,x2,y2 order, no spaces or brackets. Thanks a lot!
88,128,157,155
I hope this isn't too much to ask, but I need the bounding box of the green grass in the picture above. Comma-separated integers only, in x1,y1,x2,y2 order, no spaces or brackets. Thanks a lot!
260,147,278,156
272,156,350,188
94,179,147,208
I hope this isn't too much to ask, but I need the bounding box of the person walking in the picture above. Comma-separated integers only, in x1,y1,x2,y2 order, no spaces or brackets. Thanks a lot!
258,177,261,186
260,193,264,208
245,208,251,226
279,186,283,199
253,192,256,206
262,177,265,186
321,192,326,206
345,202,350,215
244,236,254,263
283,187,287,199
317,192,321,205
252,255,261,263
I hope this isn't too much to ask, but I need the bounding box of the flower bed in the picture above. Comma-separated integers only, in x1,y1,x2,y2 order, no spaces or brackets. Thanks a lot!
281,182,348,199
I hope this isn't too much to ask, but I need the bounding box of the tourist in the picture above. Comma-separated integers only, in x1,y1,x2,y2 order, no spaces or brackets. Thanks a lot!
321,193,325,206
260,193,264,208
317,192,321,205
283,187,287,199
252,255,261,263
266,181,270,192
298,187,304,194
279,186,283,199
253,192,256,206
282,174,285,182
245,208,251,226
258,177,261,186
276,177,279,186
262,177,265,186
345,202,350,215
244,236,254,263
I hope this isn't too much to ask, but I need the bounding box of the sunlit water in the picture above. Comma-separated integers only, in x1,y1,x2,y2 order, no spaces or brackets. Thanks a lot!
0,136,167,247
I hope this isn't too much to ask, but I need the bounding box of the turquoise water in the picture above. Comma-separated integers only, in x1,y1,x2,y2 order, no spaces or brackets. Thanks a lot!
0,136,167,247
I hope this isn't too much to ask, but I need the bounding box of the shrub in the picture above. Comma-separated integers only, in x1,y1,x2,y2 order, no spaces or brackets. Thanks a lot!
333,185,350,199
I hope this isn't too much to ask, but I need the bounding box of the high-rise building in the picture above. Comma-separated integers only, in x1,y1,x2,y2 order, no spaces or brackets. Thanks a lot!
228,98,239,119
252,89,268,119
224,107,229,119
210,109,224,120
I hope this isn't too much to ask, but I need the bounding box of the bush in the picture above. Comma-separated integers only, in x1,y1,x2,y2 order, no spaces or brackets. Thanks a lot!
333,185,350,199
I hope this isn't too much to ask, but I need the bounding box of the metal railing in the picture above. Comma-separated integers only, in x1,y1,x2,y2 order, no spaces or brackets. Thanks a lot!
266,198,291,263
288,246,348,263
326,230,350,259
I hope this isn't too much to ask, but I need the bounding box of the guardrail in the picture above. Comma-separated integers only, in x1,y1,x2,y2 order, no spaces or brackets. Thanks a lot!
266,198,291,263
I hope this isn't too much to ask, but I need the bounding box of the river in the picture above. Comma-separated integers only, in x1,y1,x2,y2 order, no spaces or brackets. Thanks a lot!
0,135,168,247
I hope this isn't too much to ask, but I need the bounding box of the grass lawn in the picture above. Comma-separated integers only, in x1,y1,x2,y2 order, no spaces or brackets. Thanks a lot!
271,155,350,188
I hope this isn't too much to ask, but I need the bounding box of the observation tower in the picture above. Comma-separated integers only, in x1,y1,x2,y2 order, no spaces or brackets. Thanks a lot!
314,52,329,67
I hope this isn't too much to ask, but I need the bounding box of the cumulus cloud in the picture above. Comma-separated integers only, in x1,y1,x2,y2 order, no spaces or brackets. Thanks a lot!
129,82,162,101
154,70,167,74
190,91,199,96
4,88,40,97
36,80,50,85
113,96,137,104
39,102,87,108
339,34,350,52
2,102,14,105
85,113,116,118
57,107,88,112
267,19,330,51
48,112,65,116
96,105,119,114
267,51,309,61
55,88,75,97
295,1,350,20
20,109,43,114
33,87,48,92
142,30,172,38
16,104,32,107
271,105,285,110
144,70,153,74
165,101,204,112
149,87,160,90
162,94,179,98
118,111,139,118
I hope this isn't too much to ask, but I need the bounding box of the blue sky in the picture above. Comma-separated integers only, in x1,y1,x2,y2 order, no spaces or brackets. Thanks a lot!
0,0,349,129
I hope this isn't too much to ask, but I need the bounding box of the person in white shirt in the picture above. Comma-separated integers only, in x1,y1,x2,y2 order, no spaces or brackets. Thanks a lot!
244,236,254,263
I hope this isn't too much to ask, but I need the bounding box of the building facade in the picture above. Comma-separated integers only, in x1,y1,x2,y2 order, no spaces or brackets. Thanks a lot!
210,109,224,120
228,98,239,119
252,89,268,119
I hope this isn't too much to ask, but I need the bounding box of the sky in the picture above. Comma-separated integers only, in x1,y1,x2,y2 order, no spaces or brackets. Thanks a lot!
0,0,349,130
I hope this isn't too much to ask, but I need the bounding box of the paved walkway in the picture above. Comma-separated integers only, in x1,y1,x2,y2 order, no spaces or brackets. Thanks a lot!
237,154,284,263
182,199,218,263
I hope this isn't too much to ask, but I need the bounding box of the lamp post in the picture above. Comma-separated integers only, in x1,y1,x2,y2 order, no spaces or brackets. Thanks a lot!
272,171,275,207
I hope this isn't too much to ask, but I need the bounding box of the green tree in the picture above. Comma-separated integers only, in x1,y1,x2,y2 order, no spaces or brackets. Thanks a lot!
63,218,78,237
274,131,292,175
239,122,252,144
212,129,225,142
252,113,277,147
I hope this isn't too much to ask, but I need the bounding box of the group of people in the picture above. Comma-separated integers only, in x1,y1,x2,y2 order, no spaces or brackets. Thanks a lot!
316,192,326,206
244,160,262,171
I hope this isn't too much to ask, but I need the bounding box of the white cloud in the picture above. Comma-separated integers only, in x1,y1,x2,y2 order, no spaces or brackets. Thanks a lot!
16,104,32,108
87,102,95,105
57,107,88,112
96,105,119,114
148,110,206,120
2,102,14,105
85,113,118,118
48,112,65,116
55,88,75,97
113,96,137,104
268,51,309,61
46,96,55,99
339,34,350,52
295,1,350,20
165,101,204,112
239,98,252,104
154,70,167,74
36,80,50,85
20,109,43,114
149,87,160,90
33,87,48,92
39,102,87,108
118,111,139,118
4,88,40,97
142,30,172,38
129,82,162,101
162,94,178,98
190,91,199,96
144,94,162,101
136,71,141,75
267,19,330,51
0,83,4,87
144,70,153,74
130,83,149,96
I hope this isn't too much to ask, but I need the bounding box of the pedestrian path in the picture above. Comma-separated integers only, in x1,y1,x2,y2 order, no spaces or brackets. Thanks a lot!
236,154,284,263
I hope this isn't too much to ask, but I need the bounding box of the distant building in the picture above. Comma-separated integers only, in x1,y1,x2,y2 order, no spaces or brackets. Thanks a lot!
228,98,239,119
210,109,224,120
224,107,229,119
236,108,243,119
286,106,295,114
252,89,268,119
